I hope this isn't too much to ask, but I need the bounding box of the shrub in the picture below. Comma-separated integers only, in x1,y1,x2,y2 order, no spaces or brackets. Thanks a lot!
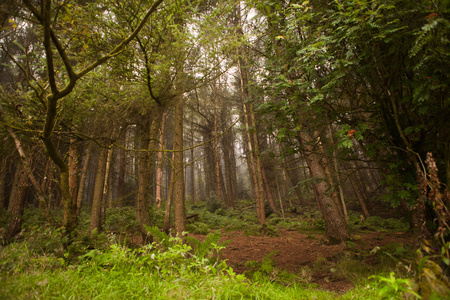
186,222,209,235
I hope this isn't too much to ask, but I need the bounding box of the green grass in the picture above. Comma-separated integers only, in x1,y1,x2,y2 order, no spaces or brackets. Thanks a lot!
2,204,441,299
0,264,382,300
0,227,388,300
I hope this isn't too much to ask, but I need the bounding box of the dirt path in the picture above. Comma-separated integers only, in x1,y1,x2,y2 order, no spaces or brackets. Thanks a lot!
191,229,414,292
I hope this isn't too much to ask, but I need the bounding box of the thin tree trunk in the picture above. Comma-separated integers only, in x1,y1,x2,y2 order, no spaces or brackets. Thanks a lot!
213,82,223,204
222,133,235,208
89,147,108,233
137,121,152,241
249,104,267,225
163,168,175,234
346,162,370,218
282,168,293,207
5,162,28,243
117,137,126,208
328,126,348,222
190,135,195,205
275,175,285,219
282,153,306,206
0,157,6,209
156,112,166,209
5,161,28,242
68,138,79,203
76,141,93,215
101,147,113,224
139,108,164,242
8,162,25,212
6,127,56,226
262,167,280,216
238,55,266,225
173,96,186,236
229,130,238,203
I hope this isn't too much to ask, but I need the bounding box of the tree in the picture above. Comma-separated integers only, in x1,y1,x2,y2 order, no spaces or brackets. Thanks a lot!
1,0,164,238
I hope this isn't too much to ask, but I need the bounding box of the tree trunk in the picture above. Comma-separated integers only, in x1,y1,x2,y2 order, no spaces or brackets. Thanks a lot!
5,161,28,242
282,153,306,206
136,121,152,241
117,136,126,208
173,96,186,236
68,138,79,203
163,168,175,234
76,141,93,215
212,82,223,204
203,130,215,200
190,139,196,205
138,109,164,242
346,162,370,218
155,112,166,209
222,132,235,208
299,131,349,243
89,147,108,233
0,157,6,209
6,126,56,226
237,52,266,225
328,126,348,221
262,167,280,216
100,147,113,224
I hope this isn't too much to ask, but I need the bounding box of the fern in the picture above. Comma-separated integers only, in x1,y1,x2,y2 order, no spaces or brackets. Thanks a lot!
143,225,172,248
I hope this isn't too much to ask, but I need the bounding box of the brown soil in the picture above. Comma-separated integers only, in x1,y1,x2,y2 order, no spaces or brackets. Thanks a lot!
191,229,414,292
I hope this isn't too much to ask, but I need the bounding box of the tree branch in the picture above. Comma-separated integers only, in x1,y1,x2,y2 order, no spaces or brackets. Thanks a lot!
76,0,164,79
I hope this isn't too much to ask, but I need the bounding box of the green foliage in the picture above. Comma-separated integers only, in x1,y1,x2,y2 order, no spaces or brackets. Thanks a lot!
412,243,450,299
206,200,223,214
312,212,326,231
244,224,280,237
196,206,256,230
245,250,314,286
185,230,226,265
1,232,377,299
186,222,210,235
371,272,419,299
104,207,139,233
364,216,409,232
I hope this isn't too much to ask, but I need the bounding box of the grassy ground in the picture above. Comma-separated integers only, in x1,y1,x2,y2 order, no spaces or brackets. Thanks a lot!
0,202,448,299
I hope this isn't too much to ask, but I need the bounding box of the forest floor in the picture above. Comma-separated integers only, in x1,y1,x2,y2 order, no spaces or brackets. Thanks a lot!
191,228,414,293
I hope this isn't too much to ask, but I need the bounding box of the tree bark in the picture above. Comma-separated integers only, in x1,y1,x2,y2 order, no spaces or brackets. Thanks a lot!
262,167,280,216
101,147,113,224
237,53,266,225
76,140,93,215
282,153,306,206
163,167,175,234
136,121,152,240
117,135,126,208
6,125,56,226
346,162,370,218
222,132,235,208
299,131,349,243
89,147,108,233
6,161,28,242
173,96,186,236
0,157,6,209
68,138,79,203
155,112,166,209
212,82,223,204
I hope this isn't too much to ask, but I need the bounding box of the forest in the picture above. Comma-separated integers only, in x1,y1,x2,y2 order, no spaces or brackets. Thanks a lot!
0,0,449,299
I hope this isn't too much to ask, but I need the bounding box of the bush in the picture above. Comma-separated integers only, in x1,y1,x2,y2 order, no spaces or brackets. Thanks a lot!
186,222,209,235
104,207,138,233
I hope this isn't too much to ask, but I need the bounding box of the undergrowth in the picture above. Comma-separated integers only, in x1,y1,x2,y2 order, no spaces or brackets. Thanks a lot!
2,195,445,299
0,226,384,299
